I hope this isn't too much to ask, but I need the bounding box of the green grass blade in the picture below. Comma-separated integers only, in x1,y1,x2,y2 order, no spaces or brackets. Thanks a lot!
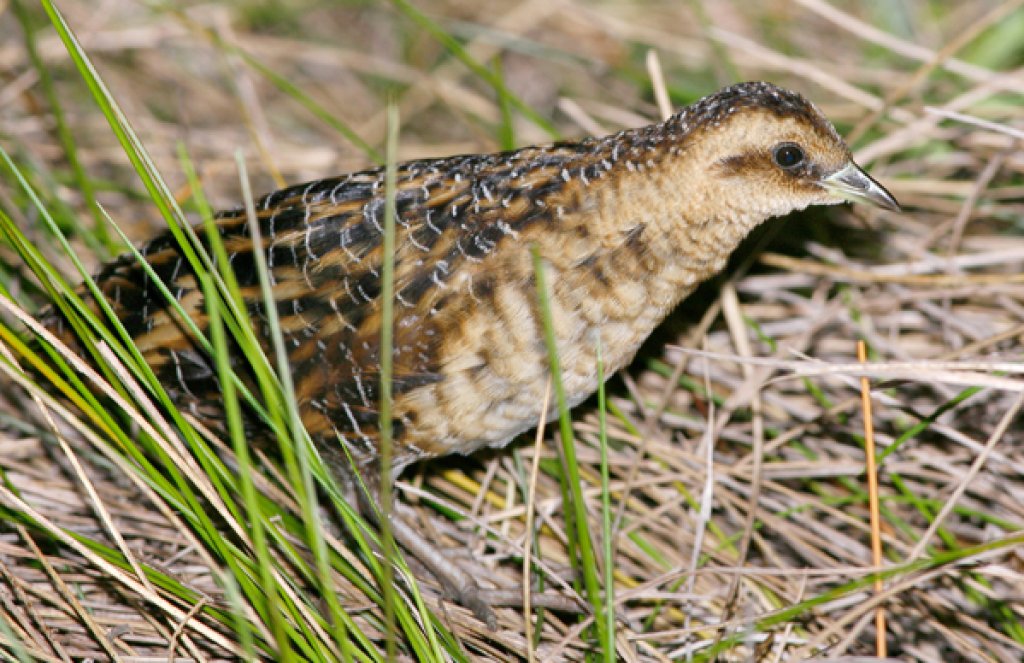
530,245,608,653
10,0,110,251
595,339,616,658
378,101,400,660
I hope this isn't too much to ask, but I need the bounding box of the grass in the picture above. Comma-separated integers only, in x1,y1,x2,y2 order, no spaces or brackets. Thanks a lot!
1,0,1023,661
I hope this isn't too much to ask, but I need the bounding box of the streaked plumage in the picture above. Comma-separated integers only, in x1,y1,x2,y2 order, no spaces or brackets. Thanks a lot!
46,81,898,623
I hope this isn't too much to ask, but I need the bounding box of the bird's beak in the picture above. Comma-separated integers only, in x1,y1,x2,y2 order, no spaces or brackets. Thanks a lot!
822,162,900,212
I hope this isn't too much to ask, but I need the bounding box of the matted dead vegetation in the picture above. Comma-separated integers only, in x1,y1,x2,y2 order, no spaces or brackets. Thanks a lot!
0,1,1022,661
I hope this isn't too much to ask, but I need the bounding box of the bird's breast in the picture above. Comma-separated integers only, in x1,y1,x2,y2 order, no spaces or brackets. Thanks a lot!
393,223,702,463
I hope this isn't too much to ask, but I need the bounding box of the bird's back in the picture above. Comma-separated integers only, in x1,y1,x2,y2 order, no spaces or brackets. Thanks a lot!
48,128,694,474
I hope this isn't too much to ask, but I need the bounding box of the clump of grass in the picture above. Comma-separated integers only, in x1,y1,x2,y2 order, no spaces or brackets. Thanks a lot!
1,3,449,660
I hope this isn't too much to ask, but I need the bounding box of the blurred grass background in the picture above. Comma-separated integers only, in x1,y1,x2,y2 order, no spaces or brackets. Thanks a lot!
1,1,1023,661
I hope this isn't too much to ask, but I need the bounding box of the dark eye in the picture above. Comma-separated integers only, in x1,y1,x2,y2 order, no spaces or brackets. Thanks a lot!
773,143,805,169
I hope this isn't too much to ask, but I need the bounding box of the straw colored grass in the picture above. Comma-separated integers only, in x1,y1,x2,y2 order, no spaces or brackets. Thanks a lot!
1,1,1022,660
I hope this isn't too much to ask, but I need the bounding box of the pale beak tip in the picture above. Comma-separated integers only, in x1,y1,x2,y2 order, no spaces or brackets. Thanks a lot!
873,185,901,213
874,190,901,213
823,162,901,213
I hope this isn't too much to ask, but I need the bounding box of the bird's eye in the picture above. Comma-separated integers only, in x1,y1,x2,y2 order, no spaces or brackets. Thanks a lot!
772,143,805,169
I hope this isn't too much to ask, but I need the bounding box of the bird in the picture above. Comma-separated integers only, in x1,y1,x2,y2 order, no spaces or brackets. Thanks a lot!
43,81,898,625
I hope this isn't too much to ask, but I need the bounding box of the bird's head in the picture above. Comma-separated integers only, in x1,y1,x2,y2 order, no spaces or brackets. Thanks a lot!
673,82,899,224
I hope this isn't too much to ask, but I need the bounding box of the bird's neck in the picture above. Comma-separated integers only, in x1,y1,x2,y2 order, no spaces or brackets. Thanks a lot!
582,151,765,303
